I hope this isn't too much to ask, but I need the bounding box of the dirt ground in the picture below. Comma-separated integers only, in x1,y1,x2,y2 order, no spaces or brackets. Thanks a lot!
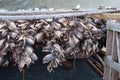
0,48,102,80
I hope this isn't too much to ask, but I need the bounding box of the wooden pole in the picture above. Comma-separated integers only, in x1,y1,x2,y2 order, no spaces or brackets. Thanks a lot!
103,30,113,80
0,9,119,15
0,9,119,20
88,59,103,76
91,13,120,20
110,31,119,80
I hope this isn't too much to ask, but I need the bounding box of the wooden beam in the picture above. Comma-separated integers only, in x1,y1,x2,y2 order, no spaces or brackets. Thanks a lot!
104,56,120,72
91,13,120,20
116,32,120,79
116,33,120,63
0,9,119,20
106,30,113,55
106,20,120,33
0,9,119,15
103,30,113,80
110,31,119,80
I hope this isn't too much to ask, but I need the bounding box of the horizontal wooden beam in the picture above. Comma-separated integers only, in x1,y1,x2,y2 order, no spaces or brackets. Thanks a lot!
0,9,119,20
0,9,119,15
106,20,120,32
104,56,120,72
91,13,120,20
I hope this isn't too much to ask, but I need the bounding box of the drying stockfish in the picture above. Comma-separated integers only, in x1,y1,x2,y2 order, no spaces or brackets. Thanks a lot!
0,17,106,72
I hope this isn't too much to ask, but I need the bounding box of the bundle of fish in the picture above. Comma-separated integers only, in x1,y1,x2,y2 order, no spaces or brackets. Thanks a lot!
0,17,106,72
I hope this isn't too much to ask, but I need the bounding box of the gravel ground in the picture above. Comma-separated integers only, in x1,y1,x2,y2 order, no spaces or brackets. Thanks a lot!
0,48,102,80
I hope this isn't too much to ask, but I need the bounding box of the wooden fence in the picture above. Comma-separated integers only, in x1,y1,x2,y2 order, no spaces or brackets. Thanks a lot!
0,9,120,80
103,20,120,80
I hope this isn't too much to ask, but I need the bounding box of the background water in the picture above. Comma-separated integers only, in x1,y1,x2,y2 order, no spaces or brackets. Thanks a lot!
0,0,120,10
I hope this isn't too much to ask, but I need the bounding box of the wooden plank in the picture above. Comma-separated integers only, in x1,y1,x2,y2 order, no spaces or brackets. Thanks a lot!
105,30,113,55
0,9,119,15
116,33,120,63
110,31,119,80
95,54,105,66
103,30,113,80
0,9,120,20
104,56,120,72
91,13,120,20
88,59,103,76
106,20,120,32
116,32,120,78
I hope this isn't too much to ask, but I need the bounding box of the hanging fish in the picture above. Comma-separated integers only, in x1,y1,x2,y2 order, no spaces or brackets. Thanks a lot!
43,54,55,64
30,53,38,61
6,20,17,31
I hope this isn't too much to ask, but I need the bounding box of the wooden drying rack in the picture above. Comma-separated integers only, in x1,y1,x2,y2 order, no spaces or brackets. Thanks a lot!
0,9,119,20
0,9,120,80
102,21,120,80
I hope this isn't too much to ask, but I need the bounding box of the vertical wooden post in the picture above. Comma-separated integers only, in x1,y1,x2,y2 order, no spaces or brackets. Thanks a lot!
116,32,120,79
103,30,113,80
103,30,119,80
110,31,119,80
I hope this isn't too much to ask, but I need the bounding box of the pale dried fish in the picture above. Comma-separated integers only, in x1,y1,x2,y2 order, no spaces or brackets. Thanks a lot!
26,38,34,45
0,21,6,29
18,60,25,69
35,32,44,43
30,53,38,61
43,54,55,64
6,20,17,30
24,56,31,67
0,51,7,56
25,46,33,56
0,39,5,49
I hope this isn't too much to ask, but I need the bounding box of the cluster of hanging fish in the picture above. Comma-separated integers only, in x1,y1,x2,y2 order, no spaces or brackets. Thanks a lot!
0,17,106,72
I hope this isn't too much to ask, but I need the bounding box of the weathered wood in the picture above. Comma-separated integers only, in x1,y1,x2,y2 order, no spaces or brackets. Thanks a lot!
0,9,119,15
91,13,120,20
103,30,113,80
95,61,104,72
104,56,120,73
95,54,105,66
103,64,110,80
116,33,120,63
88,59,103,76
106,20,120,32
116,32,120,79
110,31,119,80
106,30,113,55
0,9,96,15
0,9,120,20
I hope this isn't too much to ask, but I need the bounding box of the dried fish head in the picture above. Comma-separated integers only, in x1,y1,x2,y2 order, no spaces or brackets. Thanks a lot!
26,37,35,45
0,39,5,49
24,56,31,68
25,46,33,56
0,20,7,29
34,32,44,43
0,29,8,37
30,53,38,61
43,54,55,64
52,22,61,30
18,60,25,69
54,30,63,38
6,20,17,31
17,20,26,23
18,22,29,30
0,51,7,56
10,32,18,39
45,18,53,23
